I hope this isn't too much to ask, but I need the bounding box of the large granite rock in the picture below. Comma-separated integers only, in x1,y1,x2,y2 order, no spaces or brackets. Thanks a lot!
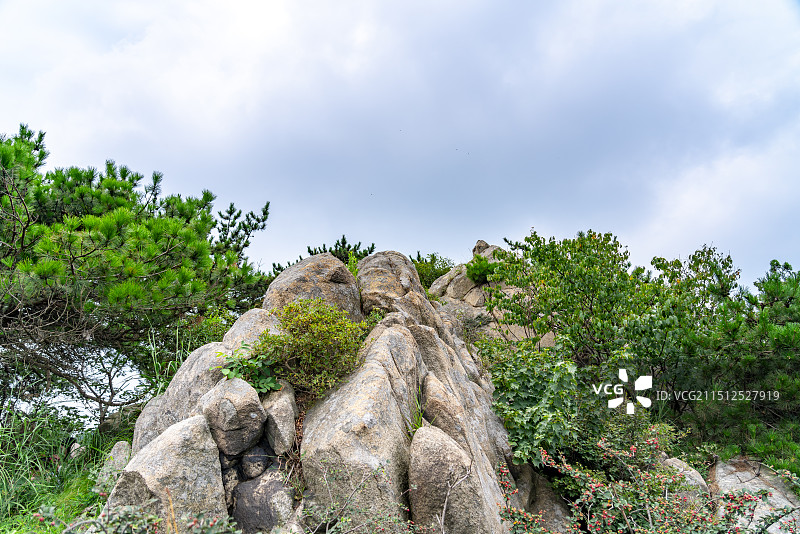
709,457,800,534
357,251,426,314
195,377,267,456
409,426,504,533
108,416,226,534
261,380,299,456
262,253,363,323
132,343,228,455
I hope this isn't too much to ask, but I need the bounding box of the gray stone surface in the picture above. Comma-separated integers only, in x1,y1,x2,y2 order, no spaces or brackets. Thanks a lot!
357,251,426,314
231,470,294,534
241,445,272,480
709,457,800,534
409,426,504,534
132,342,228,455
94,441,131,496
262,253,363,322
196,377,267,456
223,308,282,353
261,380,299,456
109,416,226,534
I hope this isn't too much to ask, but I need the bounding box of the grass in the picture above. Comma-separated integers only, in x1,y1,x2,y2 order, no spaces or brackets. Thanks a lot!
0,404,135,534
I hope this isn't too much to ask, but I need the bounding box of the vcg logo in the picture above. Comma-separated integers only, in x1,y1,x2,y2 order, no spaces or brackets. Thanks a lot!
592,369,652,415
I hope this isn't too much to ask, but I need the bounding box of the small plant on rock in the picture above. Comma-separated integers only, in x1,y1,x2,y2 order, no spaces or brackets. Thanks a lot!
465,254,497,284
253,299,379,399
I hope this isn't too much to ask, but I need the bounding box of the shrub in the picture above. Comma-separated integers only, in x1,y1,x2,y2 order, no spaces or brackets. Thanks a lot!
488,342,581,466
252,299,379,399
465,254,497,284
410,252,455,289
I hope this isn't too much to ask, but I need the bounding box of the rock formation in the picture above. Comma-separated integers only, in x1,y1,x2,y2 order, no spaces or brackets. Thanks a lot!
102,241,799,534
105,245,539,533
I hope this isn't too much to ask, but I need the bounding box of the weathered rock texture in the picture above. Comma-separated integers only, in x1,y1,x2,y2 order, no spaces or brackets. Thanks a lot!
709,457,800,534
300,250,516,533
262,252,363,322
111,249,550,534
109,416,226,534
429,240,555,347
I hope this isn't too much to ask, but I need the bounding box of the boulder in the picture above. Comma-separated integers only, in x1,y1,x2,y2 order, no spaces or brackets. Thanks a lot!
262,253,363,323
108,416,226,534
195,377,267,456
132,342,228,454
261,380,299,456
241,445,272,480
93,441,131,496
409,426,504,533
231,470,295,534
223,308,282,353
709,457,800,534
357,251,426,314
662,457,709,502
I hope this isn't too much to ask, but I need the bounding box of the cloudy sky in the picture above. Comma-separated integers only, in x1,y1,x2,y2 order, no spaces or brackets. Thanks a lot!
2,0,799,288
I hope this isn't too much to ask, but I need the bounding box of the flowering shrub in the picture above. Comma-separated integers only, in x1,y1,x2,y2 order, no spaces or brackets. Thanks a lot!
497,432,800,534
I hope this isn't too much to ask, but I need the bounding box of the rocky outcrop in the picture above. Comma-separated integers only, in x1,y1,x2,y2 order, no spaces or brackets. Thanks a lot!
299,251,515,533
108,416,226,533
262,252,363,322
709,457,800,533
111,250,546,534
428,240,555,347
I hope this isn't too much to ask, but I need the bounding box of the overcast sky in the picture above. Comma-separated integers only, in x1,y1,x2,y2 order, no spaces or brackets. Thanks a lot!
2,0,799,288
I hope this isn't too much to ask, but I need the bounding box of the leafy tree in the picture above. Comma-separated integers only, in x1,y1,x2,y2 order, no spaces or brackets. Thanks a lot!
485,229,649,366
0,124,270,415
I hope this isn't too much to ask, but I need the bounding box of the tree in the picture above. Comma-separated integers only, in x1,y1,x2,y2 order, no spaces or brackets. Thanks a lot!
485,229,649,366
266,235,376,285
0,124,270,416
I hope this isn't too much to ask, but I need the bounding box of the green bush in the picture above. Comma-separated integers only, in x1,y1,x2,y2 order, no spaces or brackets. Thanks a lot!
253,299,380,399
465,254,497,284
488,341,581,466
410,252,454,289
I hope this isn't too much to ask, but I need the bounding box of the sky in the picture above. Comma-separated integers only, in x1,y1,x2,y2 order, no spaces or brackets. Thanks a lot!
2,0,799,288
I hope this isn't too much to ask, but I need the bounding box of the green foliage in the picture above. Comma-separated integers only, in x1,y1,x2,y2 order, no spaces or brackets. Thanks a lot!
307,234,376,264
219,342,282,393
347,250,359,278
410,251,454,289
0,124,270,410
252,299,379,399
465,254,497,284
489,342,580,466
37,500,242,534
486,229,647,365
0,403,137,532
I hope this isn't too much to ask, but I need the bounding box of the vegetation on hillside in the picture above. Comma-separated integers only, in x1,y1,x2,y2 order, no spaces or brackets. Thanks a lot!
2,125,798,532
0,124,271,418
